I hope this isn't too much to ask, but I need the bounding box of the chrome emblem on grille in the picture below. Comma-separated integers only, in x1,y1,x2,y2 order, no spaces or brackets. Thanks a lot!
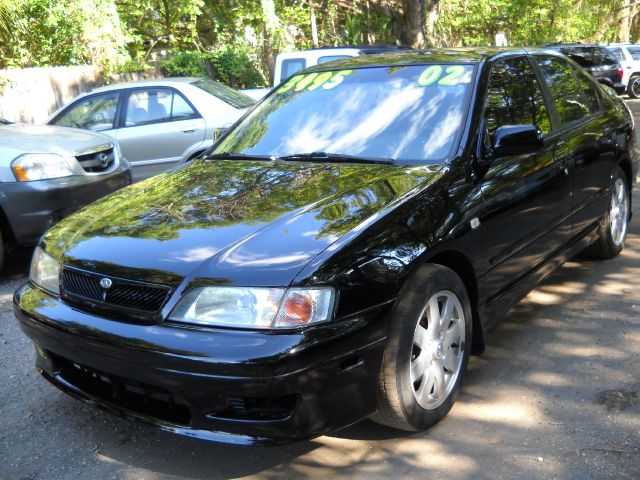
96,153,109,168
99,278,113,289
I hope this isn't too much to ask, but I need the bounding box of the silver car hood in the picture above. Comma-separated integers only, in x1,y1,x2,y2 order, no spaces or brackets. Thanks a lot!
0,125,113,161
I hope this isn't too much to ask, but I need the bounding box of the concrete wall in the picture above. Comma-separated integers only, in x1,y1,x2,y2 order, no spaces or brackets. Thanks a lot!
0,65,163,125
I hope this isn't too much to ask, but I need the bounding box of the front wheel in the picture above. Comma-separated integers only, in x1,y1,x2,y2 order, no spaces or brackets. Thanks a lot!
372,264,472,431
628,76,640,99
583,167,629,259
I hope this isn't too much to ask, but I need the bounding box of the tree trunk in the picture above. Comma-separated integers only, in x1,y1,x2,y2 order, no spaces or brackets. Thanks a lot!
621,0,632,41
425,0,439,46
397,0,426,48
309,0,319,47
370,0,439,49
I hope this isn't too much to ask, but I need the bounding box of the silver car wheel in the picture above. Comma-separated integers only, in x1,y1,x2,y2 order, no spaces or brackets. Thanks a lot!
410,290,465,410
610,178,629,246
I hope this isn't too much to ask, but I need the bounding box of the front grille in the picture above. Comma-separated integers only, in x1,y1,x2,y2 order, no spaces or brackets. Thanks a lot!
75,148,114,173
60,267,171,315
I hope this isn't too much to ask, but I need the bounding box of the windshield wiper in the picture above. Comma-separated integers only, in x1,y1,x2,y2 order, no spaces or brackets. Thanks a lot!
206,152,277,161
277,152,396,165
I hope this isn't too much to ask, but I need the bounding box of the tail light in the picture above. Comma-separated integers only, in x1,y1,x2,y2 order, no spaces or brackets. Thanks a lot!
617,66,624,80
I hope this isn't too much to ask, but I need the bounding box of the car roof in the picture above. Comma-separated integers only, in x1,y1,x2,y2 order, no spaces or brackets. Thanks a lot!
90,77,200,94
303,47,565,71
545,43,605,49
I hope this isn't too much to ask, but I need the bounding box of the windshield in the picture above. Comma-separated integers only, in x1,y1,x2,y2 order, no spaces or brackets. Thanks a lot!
213,64,475,164
193,79,255,109
563,47,618,66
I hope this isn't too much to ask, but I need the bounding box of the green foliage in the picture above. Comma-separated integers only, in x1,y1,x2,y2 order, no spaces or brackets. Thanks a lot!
161,51,207,77
0,0,128,69
160,46,266,88
1,0,638,88
208,45,267,88
436,0,623,47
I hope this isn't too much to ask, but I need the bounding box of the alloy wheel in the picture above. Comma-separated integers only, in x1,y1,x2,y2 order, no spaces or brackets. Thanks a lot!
632,77,640,98
610,178,629,246
410,290,465,410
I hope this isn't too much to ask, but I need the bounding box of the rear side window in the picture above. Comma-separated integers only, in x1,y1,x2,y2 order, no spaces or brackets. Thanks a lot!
535,56,590,125
608,47,625,62
52,92,119,131
484,56,551,139
626,46,640,60
572,67,601,113
125,89,198,127
281,59,306,81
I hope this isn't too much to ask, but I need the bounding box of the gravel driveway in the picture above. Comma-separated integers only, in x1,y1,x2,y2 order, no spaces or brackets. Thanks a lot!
2,109,640,480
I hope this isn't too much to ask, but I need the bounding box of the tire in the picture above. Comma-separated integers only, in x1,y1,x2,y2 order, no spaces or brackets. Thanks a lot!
0,227,4,273
583,166,630,259
628,75,640,99
372,264,472,431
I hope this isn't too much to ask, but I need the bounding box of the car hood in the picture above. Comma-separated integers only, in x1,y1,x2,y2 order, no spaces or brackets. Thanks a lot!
43,159,441,288
0,124,112,160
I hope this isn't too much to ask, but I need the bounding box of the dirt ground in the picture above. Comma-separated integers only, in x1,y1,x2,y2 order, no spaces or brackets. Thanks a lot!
1,106,640,480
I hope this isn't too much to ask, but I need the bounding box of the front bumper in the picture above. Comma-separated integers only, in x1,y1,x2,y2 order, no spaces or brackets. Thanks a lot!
614,82,626,95
14,283,388,444
0,166,131,246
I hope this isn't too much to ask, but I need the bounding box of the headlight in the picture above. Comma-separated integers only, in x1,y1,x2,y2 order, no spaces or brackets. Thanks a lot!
29,247,60,294
169,286,336,329
12,153,79,181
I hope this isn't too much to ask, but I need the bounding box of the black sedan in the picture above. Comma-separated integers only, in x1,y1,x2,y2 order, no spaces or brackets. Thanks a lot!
15,48,637,444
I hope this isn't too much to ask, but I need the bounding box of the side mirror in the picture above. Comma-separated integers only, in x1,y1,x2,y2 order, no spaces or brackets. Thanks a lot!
492,125,544,157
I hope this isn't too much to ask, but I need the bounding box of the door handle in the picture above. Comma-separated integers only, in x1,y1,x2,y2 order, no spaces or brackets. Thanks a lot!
182,129,196,134
553,150,571,176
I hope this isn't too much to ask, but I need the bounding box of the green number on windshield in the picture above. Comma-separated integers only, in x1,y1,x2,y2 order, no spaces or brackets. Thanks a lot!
417,65,466,86
278,75,305,93
322,70,353,90
418,65,443,86
277,69,354,94
307,71,334,91
295,72,320,91
439,65,466,86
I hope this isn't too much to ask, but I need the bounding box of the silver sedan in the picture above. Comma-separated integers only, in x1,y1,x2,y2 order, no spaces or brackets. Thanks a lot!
0,123,131,270
48,78,255,181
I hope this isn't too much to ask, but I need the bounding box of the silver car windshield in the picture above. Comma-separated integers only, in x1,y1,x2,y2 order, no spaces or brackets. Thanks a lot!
214,64,475,164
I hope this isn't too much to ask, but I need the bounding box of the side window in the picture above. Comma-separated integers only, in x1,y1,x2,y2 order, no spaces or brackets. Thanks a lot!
535,56,590,125
572,67,601,113
281,59,306,82
52,92,119,131
626,46,640,60
484,56,551,141
170,93,198,121
125,89,196,126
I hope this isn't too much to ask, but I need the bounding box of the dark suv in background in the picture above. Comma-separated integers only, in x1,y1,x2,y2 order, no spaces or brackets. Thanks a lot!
547,43,625,94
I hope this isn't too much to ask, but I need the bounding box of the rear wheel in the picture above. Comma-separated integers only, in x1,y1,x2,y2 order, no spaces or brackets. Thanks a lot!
372,264,472,431
0,227,4,273
628,75,640,99
583,167,629,259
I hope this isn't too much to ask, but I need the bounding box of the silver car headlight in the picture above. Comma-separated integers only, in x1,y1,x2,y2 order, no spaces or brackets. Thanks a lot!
169,287,336,329
11,153,79,181
30,247,60,295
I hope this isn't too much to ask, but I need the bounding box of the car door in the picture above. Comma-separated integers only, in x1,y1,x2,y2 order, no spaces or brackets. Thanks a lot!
50,91,121,136
534,55,618,236
476,55,573,301
116,88,206,180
